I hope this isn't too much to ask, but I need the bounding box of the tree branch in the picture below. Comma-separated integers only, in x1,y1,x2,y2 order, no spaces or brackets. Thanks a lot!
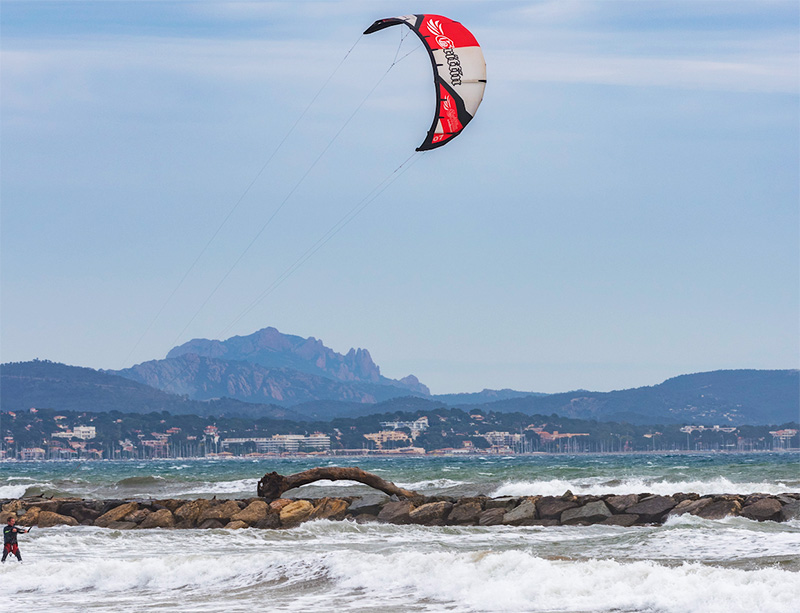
257,467,419,500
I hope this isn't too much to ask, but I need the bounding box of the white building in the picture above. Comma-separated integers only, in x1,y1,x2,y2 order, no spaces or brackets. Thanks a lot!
380,416,429,433
73,426,97,440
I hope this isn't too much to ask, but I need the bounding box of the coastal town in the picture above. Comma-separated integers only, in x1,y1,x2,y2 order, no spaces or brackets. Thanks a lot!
2,406,797,460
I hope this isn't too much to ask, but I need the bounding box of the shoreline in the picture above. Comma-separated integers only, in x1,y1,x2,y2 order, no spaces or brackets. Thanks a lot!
2,448,798,463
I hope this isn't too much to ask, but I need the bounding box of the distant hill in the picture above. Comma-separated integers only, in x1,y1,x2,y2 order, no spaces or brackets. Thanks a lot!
109,353,428,407
433,389,547,405
0,360,302,420
165,327,430,395
465,370,799,425
2,359,796,426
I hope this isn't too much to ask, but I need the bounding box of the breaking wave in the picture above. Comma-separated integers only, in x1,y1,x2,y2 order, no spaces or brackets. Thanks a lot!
490,476,799,498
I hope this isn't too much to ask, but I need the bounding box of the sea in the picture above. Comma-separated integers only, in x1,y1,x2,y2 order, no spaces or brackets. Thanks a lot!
1,452,798,612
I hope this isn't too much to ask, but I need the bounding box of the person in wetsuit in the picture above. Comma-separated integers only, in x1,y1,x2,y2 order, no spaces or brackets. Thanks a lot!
3,516,30,563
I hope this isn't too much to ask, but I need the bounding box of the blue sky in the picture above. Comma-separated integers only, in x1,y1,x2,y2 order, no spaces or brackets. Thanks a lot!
1,1,798,394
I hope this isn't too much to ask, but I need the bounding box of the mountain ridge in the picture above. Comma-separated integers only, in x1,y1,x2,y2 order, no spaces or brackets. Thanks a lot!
2,359,796,425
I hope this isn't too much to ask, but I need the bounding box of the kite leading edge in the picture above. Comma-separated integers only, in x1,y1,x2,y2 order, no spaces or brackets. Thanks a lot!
364,14,487,151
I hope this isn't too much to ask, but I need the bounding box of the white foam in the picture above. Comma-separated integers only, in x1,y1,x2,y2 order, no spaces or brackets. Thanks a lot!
180,478,259,495
396,478,466,490
490,476,797,497
325,550,800,612
4,523,798,612
0,484,29,498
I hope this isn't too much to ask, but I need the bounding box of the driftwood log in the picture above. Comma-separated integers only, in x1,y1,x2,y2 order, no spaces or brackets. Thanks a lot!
257,467,419,501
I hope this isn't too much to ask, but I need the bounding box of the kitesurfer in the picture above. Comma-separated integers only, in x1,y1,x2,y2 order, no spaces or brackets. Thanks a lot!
2,516,30,563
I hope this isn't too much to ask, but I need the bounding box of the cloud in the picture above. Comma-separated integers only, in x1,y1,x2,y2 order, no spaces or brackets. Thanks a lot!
490,50,798,93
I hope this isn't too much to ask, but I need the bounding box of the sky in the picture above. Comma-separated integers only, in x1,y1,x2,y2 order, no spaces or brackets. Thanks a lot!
1,0,798,395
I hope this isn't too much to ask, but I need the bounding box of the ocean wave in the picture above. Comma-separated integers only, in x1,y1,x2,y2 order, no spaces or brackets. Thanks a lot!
180,478,259,496
0,484,31,498
114,476,166,488
323,551,800,612
490,476,799,498
3,545,797,613
396,478,466,490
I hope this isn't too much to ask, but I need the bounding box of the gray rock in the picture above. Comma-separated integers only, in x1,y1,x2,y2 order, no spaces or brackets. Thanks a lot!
353,514,379,524
197,519,225,529
253,514,281,529
377,501,415,525
741,498,783,522
105,520,138,530
779,500,800,522
503,500,538,525
537,497,579,520
625,495,676,522
448,500,483,525
600,514,640,527
348,495,388,516
478,508,506,526
485,497,519,509
605,494,639,513
561,501,612,525
520,518,560,527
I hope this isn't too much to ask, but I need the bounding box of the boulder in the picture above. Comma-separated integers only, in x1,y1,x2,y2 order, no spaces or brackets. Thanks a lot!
600,514,639,527
409,501,453,525
253,514,282,529
2,500,24,513
485,497,519,510
351,514,376,524
231,500,271,525
197,500,242,524
448,500,483,525
197,519,225,529
26,500,61,513
0,511,17,524
59,502,101,524
478,508,506,526
270,499,294,513
95,502,139,528
521,519,560,526
694,499,742,520
503,500,538,525
99,500,127,514
310,498,349,521
779,500,800,522
106,521,138,530
124,509,151,524
37,511,79,527
152,499,185,513
605,494,639,514
279,500,315,526
741,498,782,522
536,497,579,520
348,495,387,516
624,496,676,522
17,506,40,526
138,509,175,529
224,520,249,530
377,501,415,525
174,499,212,525
669,498,712,517
561,501,612,525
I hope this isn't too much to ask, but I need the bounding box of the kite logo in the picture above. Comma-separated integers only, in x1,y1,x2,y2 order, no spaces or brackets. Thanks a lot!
427,20,463,86
427,19,455,49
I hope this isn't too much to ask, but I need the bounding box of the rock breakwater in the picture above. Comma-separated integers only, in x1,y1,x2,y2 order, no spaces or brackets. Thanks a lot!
2,491,799,530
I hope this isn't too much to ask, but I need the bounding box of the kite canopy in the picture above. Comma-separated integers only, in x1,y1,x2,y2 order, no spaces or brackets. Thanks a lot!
364,14,486,151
